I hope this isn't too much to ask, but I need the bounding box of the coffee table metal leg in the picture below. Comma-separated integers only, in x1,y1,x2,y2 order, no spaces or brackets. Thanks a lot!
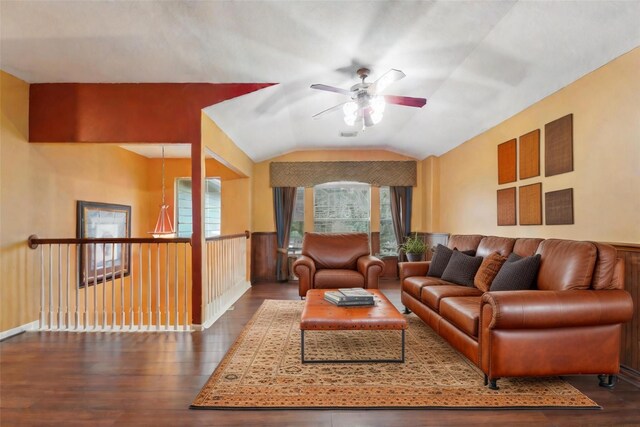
301,330,305,363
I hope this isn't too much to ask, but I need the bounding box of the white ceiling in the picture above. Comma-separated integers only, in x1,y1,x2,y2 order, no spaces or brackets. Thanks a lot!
118,144,192,159
2,1,639,161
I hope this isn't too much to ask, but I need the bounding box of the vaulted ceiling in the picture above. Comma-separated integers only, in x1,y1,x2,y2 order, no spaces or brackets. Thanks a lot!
2,1,639,161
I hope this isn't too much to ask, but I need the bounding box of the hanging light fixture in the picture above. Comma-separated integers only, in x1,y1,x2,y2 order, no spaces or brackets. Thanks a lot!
150,146,176,238
343,94,386,130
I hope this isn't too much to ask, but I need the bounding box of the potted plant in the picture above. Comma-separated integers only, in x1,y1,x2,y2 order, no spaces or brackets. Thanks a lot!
399,232,428,262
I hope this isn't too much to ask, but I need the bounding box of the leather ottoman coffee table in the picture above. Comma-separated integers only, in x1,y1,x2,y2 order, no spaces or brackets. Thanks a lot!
300,289,407,363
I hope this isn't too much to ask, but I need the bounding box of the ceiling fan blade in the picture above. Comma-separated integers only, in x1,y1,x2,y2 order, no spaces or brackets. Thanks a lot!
369,69,405,94
310,84,351,96
384,95,427,108
312,102,347,119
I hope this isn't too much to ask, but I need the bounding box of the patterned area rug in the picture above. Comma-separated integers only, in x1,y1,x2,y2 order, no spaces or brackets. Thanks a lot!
191,300,598,409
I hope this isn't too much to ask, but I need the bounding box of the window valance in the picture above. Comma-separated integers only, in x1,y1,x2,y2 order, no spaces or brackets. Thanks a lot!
269,161,417,187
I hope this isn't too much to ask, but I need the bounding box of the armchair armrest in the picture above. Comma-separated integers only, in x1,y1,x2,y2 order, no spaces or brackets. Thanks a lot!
293,255,316,297
398,261,431,283
481,290,634,330
357,255,384,289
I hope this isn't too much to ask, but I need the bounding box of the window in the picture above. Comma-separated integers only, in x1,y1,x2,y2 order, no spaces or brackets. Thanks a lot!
175,178,221,238
313,182,370,233
379,186,396,255
289,187,304,249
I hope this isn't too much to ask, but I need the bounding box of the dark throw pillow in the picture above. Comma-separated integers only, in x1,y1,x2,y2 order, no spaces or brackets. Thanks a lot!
427,244,453,278
474,251,507,292
490,253,541,291
441,250,484,287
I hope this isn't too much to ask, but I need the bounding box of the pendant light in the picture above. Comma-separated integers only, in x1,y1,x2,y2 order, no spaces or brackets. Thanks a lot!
150,146,176,238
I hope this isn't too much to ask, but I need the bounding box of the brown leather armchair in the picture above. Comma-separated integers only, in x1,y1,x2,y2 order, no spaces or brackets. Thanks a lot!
293,232,384,298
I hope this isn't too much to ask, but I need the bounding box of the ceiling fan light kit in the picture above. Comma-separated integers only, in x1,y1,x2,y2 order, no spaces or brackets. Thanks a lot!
311,67,427,131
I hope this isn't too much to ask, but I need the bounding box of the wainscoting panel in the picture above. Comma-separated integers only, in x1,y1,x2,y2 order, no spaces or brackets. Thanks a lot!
250,232,277,283
425,233,450,260
613,243,640,386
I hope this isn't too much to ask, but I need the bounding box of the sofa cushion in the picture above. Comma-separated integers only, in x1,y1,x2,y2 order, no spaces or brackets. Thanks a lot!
314,269,364,288
474,252,507,292
536,239,597,291
513,238,544,257
302,232,370,270
590,242,618,290
440,296,481,338
421,284,483,312
427,244,453,278
490,253,541,291
476,236,516,258
441,251,483,287
403,276,450,299
447,235,484,252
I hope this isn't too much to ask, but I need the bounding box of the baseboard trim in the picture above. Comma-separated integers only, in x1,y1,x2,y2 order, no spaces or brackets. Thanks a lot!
620,365,640,388
0,320,39,341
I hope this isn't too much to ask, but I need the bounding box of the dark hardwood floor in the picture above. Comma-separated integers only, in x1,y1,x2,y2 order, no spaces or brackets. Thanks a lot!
2,279,639,426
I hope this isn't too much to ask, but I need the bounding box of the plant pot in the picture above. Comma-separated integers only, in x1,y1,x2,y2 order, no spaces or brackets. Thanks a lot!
406,253,425,262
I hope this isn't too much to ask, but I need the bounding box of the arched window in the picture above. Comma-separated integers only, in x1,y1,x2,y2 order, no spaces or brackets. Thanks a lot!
313,182,370,233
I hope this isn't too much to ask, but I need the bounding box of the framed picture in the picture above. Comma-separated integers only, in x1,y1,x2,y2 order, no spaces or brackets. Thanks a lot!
77,201,131,287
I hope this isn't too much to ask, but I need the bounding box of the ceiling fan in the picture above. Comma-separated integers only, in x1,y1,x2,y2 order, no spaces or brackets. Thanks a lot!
310,68,427,130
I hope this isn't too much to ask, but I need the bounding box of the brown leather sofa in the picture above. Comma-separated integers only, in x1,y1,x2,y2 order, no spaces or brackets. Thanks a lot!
400,234,634,389
293,232,384,298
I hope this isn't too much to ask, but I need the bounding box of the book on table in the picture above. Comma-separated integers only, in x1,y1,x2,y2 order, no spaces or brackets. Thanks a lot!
324,289,375,306
338,288,375,301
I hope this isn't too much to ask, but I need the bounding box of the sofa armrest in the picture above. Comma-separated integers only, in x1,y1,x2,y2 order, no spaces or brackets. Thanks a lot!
357,255,384,289
398,261,431,283
293,255,316,297
481,289,634,330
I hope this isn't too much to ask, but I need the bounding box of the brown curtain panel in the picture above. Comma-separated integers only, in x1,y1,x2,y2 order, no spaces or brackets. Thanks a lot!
390,186,413,261
273,187,297,282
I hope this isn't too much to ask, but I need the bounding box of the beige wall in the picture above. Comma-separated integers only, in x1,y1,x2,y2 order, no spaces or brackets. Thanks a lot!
437,47,640,243
0,71,155,332
252,150,420,232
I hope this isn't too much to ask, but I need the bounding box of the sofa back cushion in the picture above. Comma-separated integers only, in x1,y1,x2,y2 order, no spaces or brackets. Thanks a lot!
302,232,370,270
535,239,597,291
476,236,516,258
590,242,619,290
513,238,544,257
447,235,484,252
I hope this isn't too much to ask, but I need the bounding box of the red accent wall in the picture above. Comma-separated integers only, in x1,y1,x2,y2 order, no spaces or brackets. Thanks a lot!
29,83,274,143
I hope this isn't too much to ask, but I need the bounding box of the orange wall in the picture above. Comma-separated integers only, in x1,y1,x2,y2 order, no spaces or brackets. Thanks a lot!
251,150,421,232
1,71,156,332
436,47,640,243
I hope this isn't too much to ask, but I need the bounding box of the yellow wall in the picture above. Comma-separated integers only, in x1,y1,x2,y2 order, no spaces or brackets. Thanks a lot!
0,71,156,332
201,113,254,277
147,157,244,234
252,150,420,232
201,113,253,178
437,47,640,243
419,156,440,232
